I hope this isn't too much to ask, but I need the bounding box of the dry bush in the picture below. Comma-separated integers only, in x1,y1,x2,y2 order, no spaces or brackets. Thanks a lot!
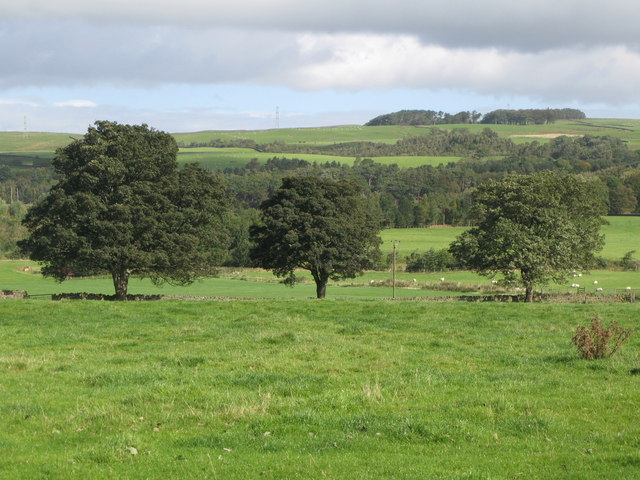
572,316,635,360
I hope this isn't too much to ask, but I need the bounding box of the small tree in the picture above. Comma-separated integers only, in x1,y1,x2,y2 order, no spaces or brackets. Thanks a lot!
19,121,229,299
450,171,606,302
250,176,382,298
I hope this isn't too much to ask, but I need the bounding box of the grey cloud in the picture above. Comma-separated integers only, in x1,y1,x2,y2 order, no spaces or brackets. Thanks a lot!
0,20,304,88
3,0,640,52
2,0,640,115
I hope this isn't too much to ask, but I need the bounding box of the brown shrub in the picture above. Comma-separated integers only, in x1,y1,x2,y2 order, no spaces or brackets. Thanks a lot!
572,316,635,360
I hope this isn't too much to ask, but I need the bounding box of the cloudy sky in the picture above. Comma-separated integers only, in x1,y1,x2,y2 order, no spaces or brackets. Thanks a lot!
2,0,640,133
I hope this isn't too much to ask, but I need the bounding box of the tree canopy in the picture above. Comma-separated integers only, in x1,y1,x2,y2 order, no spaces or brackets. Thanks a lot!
249,176,382,298
19,121,229,299
480,108,586,125
365,109,481,126
449,171,606,301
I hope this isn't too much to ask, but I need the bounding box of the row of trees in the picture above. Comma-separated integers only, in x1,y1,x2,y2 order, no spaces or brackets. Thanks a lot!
365,110,482,126
480,108,586,125
19,122,609,302
18,122,384,300
363,108,586,126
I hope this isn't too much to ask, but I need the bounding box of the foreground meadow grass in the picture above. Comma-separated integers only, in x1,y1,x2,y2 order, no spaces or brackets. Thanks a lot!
1,300,638,479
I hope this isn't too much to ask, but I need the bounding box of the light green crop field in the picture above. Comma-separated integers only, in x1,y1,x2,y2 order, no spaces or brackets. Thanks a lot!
0,300,638,479
177,147,458,170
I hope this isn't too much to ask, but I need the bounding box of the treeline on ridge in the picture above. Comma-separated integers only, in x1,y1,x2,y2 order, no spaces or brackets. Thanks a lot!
362,108,585,126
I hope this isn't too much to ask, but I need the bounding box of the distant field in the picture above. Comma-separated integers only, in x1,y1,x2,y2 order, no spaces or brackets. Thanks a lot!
0,132,74,153
380,227,467,254
178,147,458,170
172,125,423,146
1,300,638,479
3,119,640,158
431,119,640,149
172,119,640,149
600,216,640,258
380,216,640,261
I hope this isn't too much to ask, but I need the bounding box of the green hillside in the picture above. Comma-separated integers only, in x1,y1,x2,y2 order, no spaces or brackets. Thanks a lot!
3,119,640,171
0,131,76,152
171,119,640,149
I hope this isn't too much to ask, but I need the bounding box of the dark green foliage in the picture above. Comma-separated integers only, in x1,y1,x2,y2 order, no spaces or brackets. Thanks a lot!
19,121,229,299
405,249,457,273
250,177,383,298
572,316,635,360
223,131,638,227
450,171,606,302
365,109,481,126
0,167,56,204
620,250,639,271
481,108,585,125
365,108,585,127
0,202,27,258
258,128,516,158
223,208,260,267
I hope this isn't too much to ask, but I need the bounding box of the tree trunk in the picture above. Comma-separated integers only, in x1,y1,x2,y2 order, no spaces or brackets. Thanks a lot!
525,283,534,303
315,280,327,299
112,269,130,301
312,271,329,299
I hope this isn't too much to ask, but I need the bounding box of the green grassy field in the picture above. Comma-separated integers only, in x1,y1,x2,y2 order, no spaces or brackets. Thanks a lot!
2,258,638,300
0,300,638,479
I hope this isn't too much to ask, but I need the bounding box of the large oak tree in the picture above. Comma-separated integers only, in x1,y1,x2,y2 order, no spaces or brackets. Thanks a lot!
449,171,606,302
19,121,229,299
250,176,382,298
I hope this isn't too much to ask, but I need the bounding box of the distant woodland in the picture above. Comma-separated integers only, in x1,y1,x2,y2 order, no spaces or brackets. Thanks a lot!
220,132,640,231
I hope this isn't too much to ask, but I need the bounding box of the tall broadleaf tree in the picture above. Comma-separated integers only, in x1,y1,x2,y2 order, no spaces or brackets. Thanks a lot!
449,171,606,302
19,121,229,299
250,176,382,298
